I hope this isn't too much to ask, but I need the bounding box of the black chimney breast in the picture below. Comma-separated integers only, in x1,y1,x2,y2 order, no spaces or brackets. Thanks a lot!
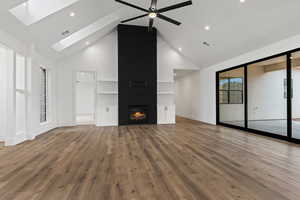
118,25,157,125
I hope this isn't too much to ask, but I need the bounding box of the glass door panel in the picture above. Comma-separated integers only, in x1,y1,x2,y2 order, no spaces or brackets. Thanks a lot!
247,56,287,136
218,67,245,127
291,51,300,139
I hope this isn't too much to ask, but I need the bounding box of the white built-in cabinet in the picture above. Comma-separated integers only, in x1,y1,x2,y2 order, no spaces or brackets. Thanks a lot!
96,79,118,126
97,104,118,126
157,81,175,124
158,104,175,124
95,77,175,126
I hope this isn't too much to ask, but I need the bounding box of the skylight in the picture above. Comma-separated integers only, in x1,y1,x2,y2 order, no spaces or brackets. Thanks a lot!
52,13,120,52
10,0,80,26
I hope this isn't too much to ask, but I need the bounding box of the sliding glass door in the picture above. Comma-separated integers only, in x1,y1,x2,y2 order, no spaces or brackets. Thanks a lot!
218,67,245,127
291,51,300,139
217,47,300,143
247,55,287,136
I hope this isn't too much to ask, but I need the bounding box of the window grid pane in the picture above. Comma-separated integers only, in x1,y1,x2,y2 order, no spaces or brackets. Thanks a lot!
40,68,47,123
229,91,243,104
229,78,243,90
219,78,229,90
219,90,229,104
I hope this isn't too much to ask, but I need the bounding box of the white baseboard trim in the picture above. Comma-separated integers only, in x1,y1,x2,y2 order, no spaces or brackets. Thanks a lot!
5,134,27,146
5,123,58,146
96,123,118,127
29,123,58,139
76,121,96,125
58,122,76,127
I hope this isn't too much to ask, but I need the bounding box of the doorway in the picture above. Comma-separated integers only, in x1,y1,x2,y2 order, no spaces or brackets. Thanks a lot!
75,71,96,125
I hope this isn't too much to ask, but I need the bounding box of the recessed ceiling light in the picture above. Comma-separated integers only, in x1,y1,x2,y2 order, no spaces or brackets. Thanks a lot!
178,47,182,51
240,0,245,3
204,25,210,31
70,12,75,17
85,41,90,45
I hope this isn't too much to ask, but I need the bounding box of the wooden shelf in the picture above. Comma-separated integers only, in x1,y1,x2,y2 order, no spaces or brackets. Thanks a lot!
158,81,174,83
158,92,174,95
98,92,118,95
97,80,118,82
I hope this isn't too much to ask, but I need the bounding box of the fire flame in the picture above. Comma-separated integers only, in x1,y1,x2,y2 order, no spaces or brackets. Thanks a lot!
132,112,146,119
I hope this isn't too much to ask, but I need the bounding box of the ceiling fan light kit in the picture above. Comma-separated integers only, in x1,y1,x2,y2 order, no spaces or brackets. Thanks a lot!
115,0,193,31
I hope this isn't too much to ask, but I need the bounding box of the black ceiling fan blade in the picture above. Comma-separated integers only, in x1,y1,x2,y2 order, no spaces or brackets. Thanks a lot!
157,0,192,13
121,14,148,23
115,0,148,12
149,18,154,31
150,0,157,10
157,14,181,25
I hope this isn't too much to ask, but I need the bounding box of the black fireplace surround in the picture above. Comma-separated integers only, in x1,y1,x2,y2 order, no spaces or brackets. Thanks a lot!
118,25,157,125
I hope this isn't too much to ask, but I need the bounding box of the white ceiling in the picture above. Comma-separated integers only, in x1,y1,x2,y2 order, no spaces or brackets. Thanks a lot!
1,0,300,68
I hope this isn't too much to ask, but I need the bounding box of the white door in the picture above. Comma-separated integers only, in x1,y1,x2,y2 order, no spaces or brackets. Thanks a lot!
75,72,96,124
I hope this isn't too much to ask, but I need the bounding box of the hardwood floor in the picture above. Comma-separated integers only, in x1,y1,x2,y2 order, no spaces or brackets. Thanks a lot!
1,117,300,200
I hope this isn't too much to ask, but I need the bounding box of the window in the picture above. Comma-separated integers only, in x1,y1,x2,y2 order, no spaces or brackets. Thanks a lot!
219,77,243,104
40,67,47,123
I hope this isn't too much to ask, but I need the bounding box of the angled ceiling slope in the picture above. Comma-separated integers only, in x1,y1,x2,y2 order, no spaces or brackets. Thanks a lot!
52,12,120,52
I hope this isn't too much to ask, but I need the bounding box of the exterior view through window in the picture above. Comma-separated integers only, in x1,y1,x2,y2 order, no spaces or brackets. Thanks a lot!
219,77,243,104
218,67,245,127
40,67,47,123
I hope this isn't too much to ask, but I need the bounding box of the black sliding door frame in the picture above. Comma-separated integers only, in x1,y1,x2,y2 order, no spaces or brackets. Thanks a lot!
287,53,292,139
216,48,300,144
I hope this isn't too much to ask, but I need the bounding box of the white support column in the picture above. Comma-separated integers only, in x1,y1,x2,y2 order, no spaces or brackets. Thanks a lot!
5,51,17,146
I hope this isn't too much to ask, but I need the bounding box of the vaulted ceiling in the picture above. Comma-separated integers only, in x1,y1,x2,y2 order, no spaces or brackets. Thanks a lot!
1,0,300,68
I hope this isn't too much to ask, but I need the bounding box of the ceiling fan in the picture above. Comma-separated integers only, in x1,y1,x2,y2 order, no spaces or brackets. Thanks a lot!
115,0,193,31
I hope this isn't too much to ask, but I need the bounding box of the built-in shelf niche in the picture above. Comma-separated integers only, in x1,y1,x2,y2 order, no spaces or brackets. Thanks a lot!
97,80,118,95
157,81,174,95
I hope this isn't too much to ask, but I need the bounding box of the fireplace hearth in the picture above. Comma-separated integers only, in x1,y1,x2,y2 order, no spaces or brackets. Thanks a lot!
128,105,148,124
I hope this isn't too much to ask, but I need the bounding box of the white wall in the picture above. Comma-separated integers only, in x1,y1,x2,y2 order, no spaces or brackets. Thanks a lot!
26,46,57,142
0,44,8,141
0,29,57,145
56,31,198,126
56,32,118,126
175,33,300,125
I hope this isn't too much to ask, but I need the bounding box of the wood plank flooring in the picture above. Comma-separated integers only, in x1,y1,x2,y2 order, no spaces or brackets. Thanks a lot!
1,117,300,200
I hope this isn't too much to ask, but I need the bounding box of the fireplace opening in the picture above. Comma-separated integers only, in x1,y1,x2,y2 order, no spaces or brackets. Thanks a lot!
128,105,148,124
131,111,146,120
